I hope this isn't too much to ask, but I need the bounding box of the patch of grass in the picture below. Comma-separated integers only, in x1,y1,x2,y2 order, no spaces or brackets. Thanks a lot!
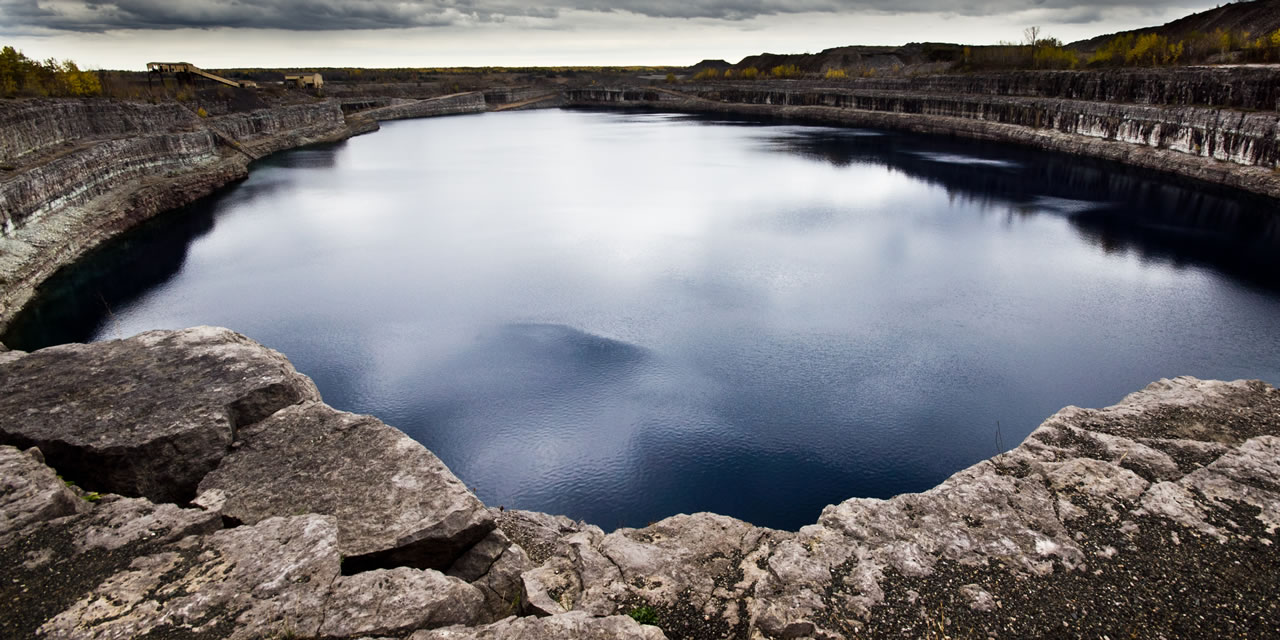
627,605,659,626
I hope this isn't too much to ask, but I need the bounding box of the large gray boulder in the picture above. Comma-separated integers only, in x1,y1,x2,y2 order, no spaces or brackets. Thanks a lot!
1,442,492,640
29,510,489,640
198,401,494,571
0,327,319,503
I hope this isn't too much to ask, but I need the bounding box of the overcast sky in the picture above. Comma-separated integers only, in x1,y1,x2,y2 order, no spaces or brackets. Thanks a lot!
0,0,1222,69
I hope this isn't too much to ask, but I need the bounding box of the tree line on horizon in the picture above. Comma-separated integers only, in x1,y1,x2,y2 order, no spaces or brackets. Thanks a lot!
686,25,1280,80
972,25,1280,71
0,46,101,97
6,23,1280,98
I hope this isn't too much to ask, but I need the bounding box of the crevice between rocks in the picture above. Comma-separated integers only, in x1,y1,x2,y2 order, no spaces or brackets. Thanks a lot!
339,521,495,576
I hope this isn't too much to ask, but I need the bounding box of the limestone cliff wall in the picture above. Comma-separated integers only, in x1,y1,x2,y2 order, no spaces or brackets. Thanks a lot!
772,67,1280,110
690,86,1280,167
483,86,560,105
1,131,219,234
0,92,500,333
0,99,201,165
566,85,1280,198
208,101,352,157
359,91,488,122
0,99,358,334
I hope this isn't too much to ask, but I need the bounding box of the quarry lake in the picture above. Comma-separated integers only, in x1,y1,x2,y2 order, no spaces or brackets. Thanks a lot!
8,109,1280,531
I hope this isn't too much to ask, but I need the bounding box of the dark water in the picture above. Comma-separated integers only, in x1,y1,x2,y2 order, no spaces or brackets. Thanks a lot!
8,109,1280,531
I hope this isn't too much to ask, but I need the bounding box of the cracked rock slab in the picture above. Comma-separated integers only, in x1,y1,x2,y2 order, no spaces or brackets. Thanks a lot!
0,327,320,503
448,528,533,622
198,401,494,571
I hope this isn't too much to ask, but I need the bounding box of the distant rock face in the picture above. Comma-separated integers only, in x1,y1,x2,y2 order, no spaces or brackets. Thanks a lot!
565,85,1280,200
0,327,319,502
198,400,495,572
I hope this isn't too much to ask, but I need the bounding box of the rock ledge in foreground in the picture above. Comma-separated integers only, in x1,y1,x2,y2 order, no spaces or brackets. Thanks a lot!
0,327,320,502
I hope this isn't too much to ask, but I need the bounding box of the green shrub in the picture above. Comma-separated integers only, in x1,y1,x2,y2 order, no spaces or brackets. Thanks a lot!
627,606,659,626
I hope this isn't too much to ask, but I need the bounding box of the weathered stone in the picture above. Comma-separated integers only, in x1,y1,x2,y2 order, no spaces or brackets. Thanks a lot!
0,445,83,544
198,401,494,570
1,477,222,638
0,327,320,503
496,508,596,565
320,567,485,637
958,583,996,612
409,611,667,640
67,495,223,553
523,512,785,638
38,515,338,640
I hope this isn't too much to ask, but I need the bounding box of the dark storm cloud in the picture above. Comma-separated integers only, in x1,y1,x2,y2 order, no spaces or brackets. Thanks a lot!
0,0,1173,32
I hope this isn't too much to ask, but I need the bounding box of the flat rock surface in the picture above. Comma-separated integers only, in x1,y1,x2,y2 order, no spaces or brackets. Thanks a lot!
198,401,494,571
0,327,319,502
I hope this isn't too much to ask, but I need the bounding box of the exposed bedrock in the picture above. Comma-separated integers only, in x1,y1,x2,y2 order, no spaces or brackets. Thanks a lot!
771,67,1280,111
0,99,202,164
0,329,1277,638
358,91,488,122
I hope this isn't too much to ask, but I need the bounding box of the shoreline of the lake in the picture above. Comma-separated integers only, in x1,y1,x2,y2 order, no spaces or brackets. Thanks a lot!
2,327,1277,638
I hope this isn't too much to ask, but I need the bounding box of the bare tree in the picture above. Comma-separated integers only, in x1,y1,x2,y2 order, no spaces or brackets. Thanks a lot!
1024,26,1042,48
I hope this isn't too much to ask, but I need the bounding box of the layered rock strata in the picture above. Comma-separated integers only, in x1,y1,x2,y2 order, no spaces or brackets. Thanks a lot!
0,328,1277,638
565,85,1280,199
0,93,484,334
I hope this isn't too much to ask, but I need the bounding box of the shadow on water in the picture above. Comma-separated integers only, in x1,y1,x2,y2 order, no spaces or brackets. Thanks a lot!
2,194,223,350
752,123,1280,292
